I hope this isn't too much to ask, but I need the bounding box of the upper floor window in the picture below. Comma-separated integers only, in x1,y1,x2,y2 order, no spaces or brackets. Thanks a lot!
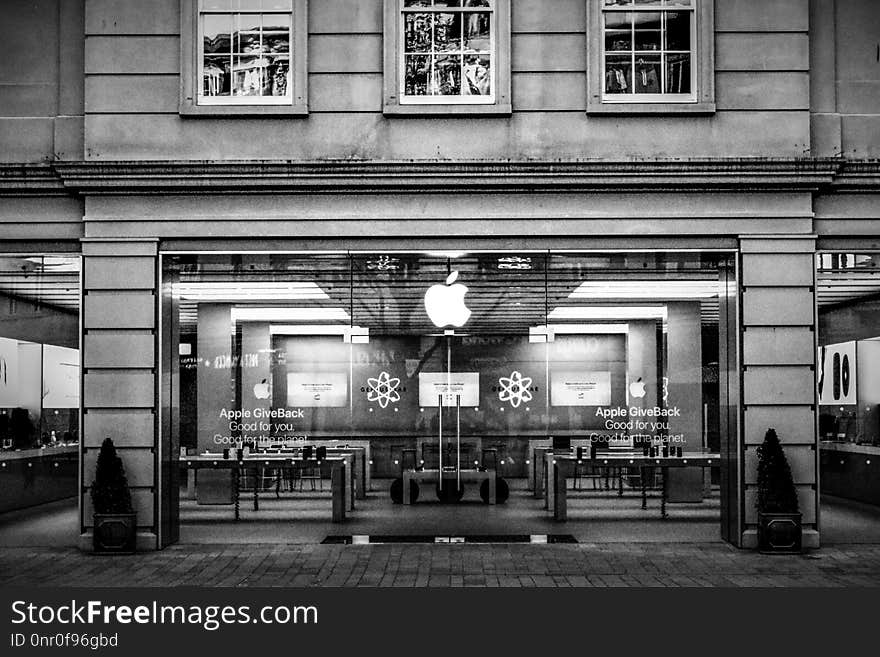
587,0,714,114
181,0,307,116
402,0,495,104
384,0,511,115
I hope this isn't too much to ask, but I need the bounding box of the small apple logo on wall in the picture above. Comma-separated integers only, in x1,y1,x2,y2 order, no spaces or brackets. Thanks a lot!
253,378,270,400
629,377,646,399
424,270,471,328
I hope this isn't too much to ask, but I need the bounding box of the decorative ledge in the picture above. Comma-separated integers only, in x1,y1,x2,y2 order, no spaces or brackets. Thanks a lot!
52,158,845,195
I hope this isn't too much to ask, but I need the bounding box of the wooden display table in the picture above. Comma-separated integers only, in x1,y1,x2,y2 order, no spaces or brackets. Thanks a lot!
402,468,497,505
180,454,351,522
544,452,720,521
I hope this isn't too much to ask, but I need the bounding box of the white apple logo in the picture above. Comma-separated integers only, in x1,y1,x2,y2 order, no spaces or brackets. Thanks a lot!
253,378,270,400
629,377,646,399
424,271,471,328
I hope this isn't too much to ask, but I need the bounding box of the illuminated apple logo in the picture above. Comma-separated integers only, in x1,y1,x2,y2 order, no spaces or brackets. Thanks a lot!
629,377,646,399
253,378,270,400
424,271,471,328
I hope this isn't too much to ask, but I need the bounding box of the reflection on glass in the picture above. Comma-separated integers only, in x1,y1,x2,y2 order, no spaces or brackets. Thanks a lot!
402,2,493,98
200,7,292,101
666,52,690,93
605,55,631,93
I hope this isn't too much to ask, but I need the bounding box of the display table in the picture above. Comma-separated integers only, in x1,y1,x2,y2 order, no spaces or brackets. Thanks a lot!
402,468,497,505
544,452,720,520
180,455,351,522
0,445,79,513
820,441,880,505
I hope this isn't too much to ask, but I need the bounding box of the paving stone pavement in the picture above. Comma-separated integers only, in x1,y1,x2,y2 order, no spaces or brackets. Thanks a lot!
2,543,880,587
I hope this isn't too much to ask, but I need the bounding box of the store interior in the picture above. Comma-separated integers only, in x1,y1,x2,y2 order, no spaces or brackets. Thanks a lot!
817,253,880,537
0,256,80,518
162,251,735,541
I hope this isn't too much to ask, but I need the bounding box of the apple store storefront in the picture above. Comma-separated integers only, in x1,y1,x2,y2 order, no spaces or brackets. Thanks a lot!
158,250,738,543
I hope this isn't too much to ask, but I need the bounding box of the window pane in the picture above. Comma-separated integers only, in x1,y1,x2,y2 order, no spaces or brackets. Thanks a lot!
233,55,270,95
203,0,234,9
404,0,432,6
463,54,490,95
665,0,692,6
434,54,462,95
604,0,632,6
203,14,232,54
634,0,662,5
263,17,290,53
203,55,231,96
405,13,432,52
604,11,633,30
434,0,463,6
237,0,262,9
266,55,289,95
605,29,632,52
463,0,490,6
433,13,461,52
605,55,631,93
464,12,491,51
665,11,691,51
235,15,262,53
632,11,661,30
665,52,690,93
634,55,661,93
405,55,430,95
633,12,661,51
262,0,292,9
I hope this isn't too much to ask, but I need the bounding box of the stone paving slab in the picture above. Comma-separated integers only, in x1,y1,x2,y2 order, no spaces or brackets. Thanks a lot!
1,543,880,587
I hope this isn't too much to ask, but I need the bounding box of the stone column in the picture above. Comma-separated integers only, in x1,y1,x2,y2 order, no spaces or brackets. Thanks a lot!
740,236,818,549
80,239,159,551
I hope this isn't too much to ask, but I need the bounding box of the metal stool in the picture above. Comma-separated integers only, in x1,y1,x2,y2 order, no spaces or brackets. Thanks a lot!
298,445,323,492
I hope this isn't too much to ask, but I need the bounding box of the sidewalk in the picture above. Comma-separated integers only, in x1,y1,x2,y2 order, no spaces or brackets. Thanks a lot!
2,542,879,587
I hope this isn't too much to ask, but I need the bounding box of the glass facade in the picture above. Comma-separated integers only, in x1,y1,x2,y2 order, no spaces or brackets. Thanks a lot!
0,255,80,514
162,251,734,498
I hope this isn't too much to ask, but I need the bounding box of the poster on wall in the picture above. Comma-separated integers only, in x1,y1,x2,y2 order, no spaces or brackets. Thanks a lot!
286,372,348,407
419,372,480,407
42,345,80,409
0,336,19,407
818,341,857,405
550,370,612,406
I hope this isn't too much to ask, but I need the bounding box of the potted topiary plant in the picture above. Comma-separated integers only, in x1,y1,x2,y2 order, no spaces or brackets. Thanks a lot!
91,437,136,554
755,428,802,553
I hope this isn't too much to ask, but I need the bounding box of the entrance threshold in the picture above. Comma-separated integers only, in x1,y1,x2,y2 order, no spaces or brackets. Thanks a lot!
321,534,578,545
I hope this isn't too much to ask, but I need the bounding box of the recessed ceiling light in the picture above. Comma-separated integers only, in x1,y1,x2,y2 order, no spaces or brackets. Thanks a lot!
548,306,667,320
568,281,717,299
174,282,329,301
231,307,349,322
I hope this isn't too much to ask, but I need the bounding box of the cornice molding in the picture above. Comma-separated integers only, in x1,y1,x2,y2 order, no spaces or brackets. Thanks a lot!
52,158,844,194
8,157,880,196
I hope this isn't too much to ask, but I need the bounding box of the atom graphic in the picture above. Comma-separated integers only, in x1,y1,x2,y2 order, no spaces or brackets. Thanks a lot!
366,371,401,409
498,371,533,408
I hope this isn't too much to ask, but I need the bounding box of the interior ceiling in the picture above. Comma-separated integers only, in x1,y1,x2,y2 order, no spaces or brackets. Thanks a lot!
0,256,80,313
173,253,733,333
816,254,880,308
2,253,877,327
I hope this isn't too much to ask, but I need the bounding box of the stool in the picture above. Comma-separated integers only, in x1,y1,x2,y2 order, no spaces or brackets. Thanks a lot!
299,445,323,492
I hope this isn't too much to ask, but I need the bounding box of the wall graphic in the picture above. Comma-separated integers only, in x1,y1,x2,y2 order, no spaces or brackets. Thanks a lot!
286,372,348,407
419,372,480,407
366,371,401,409
0,337,19,407
42,345,80,409
498,371,533,408
550,370,612,406
819,341,857,405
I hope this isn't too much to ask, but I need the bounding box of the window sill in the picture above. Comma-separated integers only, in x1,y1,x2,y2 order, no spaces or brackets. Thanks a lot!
587,101,716,116
383,102,512,117
179,102,308,118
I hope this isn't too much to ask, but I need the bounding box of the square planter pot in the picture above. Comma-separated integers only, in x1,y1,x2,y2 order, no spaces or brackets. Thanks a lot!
758,512,802,554
93,513,137,554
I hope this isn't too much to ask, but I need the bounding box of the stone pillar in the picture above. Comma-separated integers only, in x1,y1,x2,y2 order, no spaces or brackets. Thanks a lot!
80,239,159,551
740,236,818,549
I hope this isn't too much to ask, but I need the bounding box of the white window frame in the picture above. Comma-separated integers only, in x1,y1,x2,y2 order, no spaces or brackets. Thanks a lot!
601,1,697,104
383,0,511,116
399,0,497,106
180,0,308,117
587,0,714,115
